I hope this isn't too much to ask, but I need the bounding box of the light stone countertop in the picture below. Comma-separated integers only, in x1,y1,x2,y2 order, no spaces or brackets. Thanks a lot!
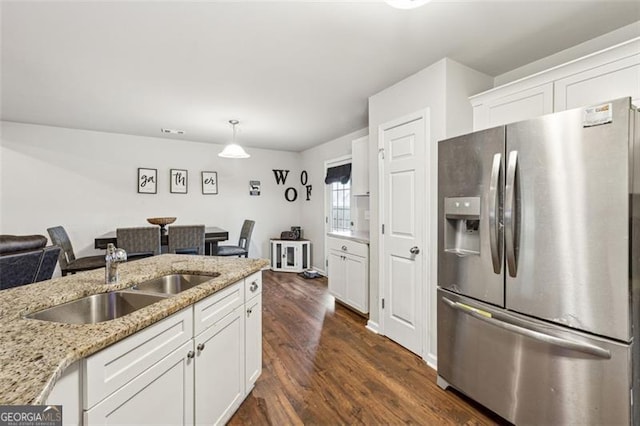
0,254,269,406
327,230,370,244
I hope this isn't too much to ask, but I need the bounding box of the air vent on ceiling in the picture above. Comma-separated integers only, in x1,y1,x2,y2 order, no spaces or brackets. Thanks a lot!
161,128,185,135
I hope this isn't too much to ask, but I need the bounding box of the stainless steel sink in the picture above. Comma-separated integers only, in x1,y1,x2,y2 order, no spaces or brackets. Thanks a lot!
25,291,168,324
130,273,219,295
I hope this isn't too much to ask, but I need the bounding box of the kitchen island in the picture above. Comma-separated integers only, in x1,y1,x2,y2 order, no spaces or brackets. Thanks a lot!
0,254,268,412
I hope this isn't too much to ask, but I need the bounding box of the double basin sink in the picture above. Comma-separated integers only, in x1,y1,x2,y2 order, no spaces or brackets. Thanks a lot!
25,273,219,325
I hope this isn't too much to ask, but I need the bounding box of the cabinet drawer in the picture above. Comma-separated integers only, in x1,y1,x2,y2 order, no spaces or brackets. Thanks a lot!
244,271,262,301
194,281,243,336
327,237,368,258
85,340,194,426
84,307,193,409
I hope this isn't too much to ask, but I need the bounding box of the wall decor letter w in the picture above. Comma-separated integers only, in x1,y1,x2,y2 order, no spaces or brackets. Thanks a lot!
272,169,290,185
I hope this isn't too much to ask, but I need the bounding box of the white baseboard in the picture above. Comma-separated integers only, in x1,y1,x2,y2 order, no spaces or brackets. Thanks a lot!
311,266,327,276
424,353,437,370
365,320,380,334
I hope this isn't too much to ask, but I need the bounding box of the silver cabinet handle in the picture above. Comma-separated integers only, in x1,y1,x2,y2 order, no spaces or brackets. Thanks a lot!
505,150,519,278
341,245,347,251
442,297,611,359
250,281,259,292
197,343,205,352
187,350,195,359
488,152,503,275
410,246,420,255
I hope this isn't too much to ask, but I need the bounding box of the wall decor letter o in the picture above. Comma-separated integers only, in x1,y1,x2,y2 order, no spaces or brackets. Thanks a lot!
285,187,298,202
300,170,308,186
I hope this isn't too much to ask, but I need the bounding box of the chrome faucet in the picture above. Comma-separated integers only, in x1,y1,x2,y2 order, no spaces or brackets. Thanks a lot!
105,243,128,284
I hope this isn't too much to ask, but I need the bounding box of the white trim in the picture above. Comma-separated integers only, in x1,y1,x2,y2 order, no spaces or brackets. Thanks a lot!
365,320,380,334
424,354,437,371
377,108,430,360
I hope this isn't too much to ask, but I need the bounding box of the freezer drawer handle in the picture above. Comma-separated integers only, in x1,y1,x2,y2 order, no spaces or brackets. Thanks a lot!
488,153,503,274
442,297,611,359
505,151,519,277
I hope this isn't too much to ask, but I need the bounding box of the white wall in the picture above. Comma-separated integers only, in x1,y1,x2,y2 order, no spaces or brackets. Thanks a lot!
299,127,368,273
368,58,491,365
0,121,305,266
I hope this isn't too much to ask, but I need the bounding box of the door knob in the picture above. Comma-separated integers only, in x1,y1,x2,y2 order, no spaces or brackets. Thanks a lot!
187,350,195,359
197,343,205,352
250,281,259,292
410,246,420,255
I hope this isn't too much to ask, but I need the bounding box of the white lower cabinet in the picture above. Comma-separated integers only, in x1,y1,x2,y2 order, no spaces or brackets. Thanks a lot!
327,251,347,301
327,237,369,314
195,305,245,426
48,271,263,426
85,340,194,425
245,296,262,391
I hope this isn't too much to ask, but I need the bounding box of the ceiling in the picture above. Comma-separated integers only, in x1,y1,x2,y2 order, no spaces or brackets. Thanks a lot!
1,1,639,152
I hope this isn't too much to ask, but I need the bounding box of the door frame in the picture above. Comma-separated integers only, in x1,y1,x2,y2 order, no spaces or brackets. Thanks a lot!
323,155,352,276
377,108,432,363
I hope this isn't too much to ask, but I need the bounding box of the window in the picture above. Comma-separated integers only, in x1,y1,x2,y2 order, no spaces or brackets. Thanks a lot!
330,179,351,231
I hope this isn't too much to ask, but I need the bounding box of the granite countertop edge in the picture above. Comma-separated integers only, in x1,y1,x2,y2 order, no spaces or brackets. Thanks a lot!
0,254,269,406
326,230,370,244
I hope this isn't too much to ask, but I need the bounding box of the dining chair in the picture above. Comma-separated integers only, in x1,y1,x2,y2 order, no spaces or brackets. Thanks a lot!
47,226,106,276
167,225,205,255
216,220,255,257
116,227,161,260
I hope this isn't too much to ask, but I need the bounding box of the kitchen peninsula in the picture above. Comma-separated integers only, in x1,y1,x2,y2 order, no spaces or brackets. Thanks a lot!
0,254,268,424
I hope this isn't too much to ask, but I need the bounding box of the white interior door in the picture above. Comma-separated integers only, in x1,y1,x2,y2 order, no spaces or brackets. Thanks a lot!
381,115,426,356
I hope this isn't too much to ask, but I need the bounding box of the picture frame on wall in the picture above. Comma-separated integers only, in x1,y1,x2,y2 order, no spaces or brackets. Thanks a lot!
137,168,157,194
201,171,218,195
170,169,188,194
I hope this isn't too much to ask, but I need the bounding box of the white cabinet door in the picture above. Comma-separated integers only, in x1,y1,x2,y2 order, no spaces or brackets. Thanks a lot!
84,308,193,409
345,254,368,314
554,54,640,110
245,295,262,393
85,341,194,426
328,251,347,301
473,83,553,130
195,306,245,426
351,135,369,196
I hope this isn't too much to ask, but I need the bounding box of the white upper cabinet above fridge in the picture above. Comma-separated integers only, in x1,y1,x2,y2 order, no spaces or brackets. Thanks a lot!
351,135,369,196
471,38,640,130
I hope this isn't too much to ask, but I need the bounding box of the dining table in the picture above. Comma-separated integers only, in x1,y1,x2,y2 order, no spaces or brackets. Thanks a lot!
94,226,229,255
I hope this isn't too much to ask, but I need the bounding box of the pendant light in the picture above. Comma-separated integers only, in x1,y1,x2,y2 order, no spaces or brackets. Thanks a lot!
218,119,250,159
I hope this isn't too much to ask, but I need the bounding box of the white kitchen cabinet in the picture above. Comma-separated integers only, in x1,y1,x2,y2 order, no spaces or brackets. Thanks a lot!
351,135,369,196
245,296,262,392
270,239,311,272
244,271,262,393
85,340,194,426
328,251,347,301
472,83,553,130
471,38,640,130
82,308,194,425
327,237,369,314
194,304,245,426
554,53,640,111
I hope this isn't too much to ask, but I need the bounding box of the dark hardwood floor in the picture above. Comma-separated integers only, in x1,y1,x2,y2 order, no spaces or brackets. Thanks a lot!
229,270,503,425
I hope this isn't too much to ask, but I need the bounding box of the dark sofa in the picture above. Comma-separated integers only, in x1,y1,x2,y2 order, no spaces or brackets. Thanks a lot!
0,234,61,290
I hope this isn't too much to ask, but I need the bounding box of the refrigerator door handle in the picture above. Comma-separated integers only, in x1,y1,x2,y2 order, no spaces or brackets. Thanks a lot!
488,153,502,274
505,150,519,277
442,297,611,359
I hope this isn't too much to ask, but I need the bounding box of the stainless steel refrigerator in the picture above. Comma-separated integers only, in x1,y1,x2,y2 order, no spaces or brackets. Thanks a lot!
437,97,639,425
